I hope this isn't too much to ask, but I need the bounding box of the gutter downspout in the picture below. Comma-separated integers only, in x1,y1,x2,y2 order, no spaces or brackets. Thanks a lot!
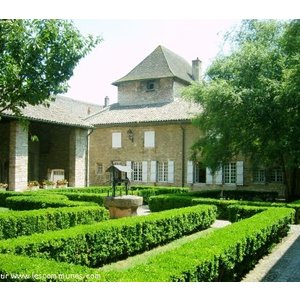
85,128,94,187
180,125,185,188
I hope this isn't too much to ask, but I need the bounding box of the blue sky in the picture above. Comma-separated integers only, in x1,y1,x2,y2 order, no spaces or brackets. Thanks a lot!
63,19,241,105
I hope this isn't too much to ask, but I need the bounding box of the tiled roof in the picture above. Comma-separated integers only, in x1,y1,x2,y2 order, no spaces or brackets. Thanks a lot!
2,96,94,128
112,45,193,85
85,99,202,126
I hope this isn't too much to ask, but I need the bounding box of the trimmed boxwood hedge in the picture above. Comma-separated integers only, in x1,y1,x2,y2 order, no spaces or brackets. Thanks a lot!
0,206,294,282
192,198,300,223
148,194,194,212
0,206,109,240
0,205,217,268
97,207,294,282
5,195,98,210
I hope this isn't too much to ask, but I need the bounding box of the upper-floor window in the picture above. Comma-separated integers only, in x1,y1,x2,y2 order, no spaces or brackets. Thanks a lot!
112,132,122,148
144,131,155,148
146,80,155,91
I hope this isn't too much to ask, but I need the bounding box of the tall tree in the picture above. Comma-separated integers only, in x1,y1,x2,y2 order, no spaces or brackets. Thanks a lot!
183,20,300,200
0,19,101,117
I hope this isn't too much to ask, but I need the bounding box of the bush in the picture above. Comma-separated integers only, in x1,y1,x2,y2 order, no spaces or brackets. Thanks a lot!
148,194,194,212
5,194,97,210
0,205,217,268
227,205,267,222
98,207,294,282
222,190,278,201
192,198,300,223
0,206,109,240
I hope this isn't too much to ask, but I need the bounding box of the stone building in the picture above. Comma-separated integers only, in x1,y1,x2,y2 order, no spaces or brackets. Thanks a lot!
1,45,288,196
0,96,101,191
85,45,286,196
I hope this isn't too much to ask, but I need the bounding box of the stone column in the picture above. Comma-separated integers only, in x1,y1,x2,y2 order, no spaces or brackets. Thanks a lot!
69,128,87,187
9,121,28,191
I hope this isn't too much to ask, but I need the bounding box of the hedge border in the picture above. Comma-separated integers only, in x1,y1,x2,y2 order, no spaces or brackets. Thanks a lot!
0,206,109,240
0,207,294,282
0,205,217,268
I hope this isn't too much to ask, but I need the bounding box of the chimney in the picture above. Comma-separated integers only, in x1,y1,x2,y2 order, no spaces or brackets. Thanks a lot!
192,57,202,82
104,96,110,107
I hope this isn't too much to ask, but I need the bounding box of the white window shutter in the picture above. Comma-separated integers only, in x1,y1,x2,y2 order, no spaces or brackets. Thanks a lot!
150,161,157,182
206,167,213,184
144,131,155,148
126,161,132,181
168,160,174,183
215,166,223,185
142,161,148,183
236,161,244,185
187,161,194,184
112,132,121,148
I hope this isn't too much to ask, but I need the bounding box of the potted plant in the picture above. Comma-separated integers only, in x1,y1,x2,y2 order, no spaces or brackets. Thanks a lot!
0,183,8,191
27,180,40,191
56,179,68,188
42,179,55,189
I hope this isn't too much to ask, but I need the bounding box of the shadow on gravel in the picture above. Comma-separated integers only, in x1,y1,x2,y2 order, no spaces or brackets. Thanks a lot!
262,235,300,282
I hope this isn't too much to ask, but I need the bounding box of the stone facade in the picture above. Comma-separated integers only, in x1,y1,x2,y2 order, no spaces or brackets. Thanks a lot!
117,78,175,106
89,123,202,187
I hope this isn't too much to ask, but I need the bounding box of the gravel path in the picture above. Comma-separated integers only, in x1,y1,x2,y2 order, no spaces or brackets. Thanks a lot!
242,224,300,282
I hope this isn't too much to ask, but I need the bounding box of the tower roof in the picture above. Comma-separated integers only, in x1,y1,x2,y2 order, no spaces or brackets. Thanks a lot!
112,45,193,85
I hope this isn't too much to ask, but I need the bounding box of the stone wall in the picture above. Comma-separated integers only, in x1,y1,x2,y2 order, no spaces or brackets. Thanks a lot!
9,121,28,191
0,121,10,184
88,122,202,187
69,128,88,187
117,78,175,106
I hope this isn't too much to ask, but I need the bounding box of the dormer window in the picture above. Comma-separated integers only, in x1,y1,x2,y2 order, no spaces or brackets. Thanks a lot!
146,80,155,91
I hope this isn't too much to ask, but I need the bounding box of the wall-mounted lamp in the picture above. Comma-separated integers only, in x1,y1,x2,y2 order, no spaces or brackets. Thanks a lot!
127,129,134,142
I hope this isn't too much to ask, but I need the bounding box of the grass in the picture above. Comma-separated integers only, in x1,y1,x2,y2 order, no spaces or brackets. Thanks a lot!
100,220,230,271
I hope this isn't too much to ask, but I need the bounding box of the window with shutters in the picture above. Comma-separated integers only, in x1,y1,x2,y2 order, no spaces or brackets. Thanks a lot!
223,163,236,184
133,162,143,182
158,161,168,182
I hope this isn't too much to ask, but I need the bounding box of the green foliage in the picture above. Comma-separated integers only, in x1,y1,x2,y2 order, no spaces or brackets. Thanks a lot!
0,205,217,268
0,206,109,240
227,205,267,222
148,194,194,212
148,190,279,213
5,194,97,210
182,19,300,199
192,198,300,223
99,207,294,282
0,19,101,117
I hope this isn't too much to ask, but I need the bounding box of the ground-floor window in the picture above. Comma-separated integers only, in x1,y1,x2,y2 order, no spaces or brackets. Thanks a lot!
133,162,143,181
253,169,266,183
223,162,237,184
194,163,206,183
158,161,168,182
270,169,283,183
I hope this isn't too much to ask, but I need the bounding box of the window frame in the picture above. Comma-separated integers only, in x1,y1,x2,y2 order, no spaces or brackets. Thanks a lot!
157,161,168,182
112,132,122,148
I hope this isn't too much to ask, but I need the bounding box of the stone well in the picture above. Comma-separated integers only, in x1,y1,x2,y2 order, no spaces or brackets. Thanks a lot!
104,195,143,219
